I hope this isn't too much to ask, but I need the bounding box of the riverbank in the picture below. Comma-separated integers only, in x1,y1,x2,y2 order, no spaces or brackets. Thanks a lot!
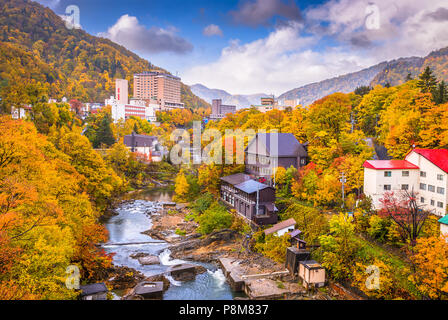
143,204,319,299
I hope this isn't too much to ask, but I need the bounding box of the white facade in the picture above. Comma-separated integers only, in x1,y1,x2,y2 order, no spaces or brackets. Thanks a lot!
115,79,129,105
275,224,296,237
108,96,157,123
11,106,29,119
441,223,448,236
364,150,448,217
405,151,448,216
364,167,419,210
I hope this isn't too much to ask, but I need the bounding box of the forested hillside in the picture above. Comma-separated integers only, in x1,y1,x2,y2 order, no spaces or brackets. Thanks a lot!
0,0,209,109
371,48,448,87
279,48,448,106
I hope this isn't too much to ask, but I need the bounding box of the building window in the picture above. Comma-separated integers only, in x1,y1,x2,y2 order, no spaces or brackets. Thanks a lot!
420,197,425,203
401,184,409,191
384,171,392,177
428,185,436,192
437,174,444,181
402,171,409,177
431,200,435,206
420,183,426,190
437,187,445,195
420,171,426,178
438,202,444,209
384,185,391,191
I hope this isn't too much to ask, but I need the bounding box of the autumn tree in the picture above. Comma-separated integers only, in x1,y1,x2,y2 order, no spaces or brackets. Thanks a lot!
379,191,431,246
174,169,190,202
318,214,358,280
410,235,448,299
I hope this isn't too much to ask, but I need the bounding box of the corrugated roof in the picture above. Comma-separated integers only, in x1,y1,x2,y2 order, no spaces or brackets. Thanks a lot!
439,215,448,225
220,173,251,185
410,149,448,173
363,160,419,170
235,179,270,194
247,133,308,158
264,218,296,236
80,283,108,296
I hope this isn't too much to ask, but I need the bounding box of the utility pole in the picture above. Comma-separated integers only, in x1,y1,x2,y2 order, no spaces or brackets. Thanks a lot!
256,187,259,216
350,113,355,133
273,158,277,188
340,172,347,209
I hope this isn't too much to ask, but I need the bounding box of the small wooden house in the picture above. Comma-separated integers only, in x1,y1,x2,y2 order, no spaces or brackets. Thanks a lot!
298,260,326,289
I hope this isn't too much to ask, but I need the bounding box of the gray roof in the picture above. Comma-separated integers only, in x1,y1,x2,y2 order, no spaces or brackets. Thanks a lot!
220,173,251,185
289,229,302,238
123,133,158,148
246,133,308,158
80,283,108,296
235,179,270,194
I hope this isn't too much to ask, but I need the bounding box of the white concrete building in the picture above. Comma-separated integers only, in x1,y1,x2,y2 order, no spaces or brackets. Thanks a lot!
363,149,448,217
108,96,157,123
363,160,420,210
115,79,129,105
11,105,32,119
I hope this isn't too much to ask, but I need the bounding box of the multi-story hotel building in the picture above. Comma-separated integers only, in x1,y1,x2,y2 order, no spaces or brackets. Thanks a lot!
363,149,448,217
209,99,236,120
133,71,184,110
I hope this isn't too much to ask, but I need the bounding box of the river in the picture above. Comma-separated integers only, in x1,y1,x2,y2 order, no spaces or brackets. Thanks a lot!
103,188,237,300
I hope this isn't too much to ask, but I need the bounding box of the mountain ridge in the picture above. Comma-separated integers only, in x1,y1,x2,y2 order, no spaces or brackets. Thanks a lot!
0,0,210,109
190,84,268,109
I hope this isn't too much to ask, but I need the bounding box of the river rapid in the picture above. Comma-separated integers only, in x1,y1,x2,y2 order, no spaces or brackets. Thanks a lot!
103,188,236,300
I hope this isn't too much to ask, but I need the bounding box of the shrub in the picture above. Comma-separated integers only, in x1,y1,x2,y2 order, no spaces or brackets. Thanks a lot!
230,215,252,235
190,193,214,215
254,234,291,263
197,202,233,235
367,215,390,242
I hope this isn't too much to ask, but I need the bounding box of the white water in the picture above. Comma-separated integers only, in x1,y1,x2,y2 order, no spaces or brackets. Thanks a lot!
159,249,186,266
207,269,227,288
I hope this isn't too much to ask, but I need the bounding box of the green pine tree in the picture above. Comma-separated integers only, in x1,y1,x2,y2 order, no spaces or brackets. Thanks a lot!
95,113,116,148
417,66,438,94
433,81,448,105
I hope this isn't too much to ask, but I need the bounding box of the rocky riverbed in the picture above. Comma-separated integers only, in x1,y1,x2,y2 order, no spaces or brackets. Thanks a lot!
101,191,236,300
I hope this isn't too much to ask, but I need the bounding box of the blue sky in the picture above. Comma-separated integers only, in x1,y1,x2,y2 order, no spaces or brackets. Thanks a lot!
38,0,448,95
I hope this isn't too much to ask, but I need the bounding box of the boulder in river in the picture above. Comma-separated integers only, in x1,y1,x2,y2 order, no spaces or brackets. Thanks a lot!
138,255,160,266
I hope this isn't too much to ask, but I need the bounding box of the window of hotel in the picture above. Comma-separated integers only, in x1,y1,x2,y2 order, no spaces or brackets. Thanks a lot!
428,185,436,192
420,197,425,203
384,185,391,191
437,174,444,181
431,200,435,206
437,187,445,195
420,171,427,178
438,202,444,209
401,184,409,191
384,171,392,177
420,183,426,190
402,171,409,177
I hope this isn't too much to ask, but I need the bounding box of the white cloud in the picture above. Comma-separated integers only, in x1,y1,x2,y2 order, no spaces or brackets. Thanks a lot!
203,24,223,37
99,15,193,55
185,0,448,95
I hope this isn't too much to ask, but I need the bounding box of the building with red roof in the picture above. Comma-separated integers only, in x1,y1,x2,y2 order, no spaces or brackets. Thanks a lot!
363,149,448,217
